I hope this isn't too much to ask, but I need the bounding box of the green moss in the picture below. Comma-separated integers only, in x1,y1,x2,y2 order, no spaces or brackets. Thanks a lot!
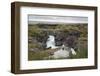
28,50,50,60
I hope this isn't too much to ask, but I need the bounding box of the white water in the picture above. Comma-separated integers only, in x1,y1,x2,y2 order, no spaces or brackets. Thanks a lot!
46,35,58,49
46,35,76,58
71,48,76,55
53,45,70,58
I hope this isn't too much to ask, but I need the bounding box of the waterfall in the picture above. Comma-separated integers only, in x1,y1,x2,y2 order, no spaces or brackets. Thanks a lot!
53,45,70,58
49,44,76,59
46,35,76,59
46,35,58,49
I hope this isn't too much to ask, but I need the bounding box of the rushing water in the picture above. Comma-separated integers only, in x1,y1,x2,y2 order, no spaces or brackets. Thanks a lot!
46,35,76,59
46,35,58,49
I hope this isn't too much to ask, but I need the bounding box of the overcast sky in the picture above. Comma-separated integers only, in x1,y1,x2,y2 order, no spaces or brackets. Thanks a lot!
28,15,88,24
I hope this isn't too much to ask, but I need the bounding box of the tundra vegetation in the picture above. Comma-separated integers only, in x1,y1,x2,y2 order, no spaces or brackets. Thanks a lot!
28,24,88,60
